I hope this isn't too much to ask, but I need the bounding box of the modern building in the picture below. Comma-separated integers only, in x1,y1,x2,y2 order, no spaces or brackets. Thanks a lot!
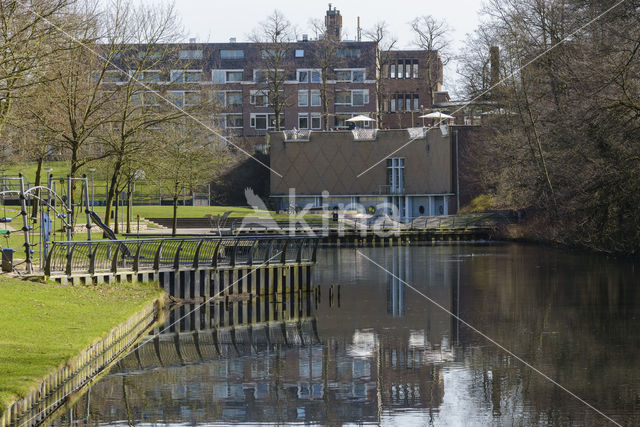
269,128,458,219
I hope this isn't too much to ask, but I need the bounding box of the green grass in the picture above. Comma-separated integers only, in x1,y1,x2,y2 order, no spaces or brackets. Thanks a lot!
0,276,163,415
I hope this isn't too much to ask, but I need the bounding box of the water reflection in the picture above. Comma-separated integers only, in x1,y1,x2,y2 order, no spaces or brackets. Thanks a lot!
54,244,640,426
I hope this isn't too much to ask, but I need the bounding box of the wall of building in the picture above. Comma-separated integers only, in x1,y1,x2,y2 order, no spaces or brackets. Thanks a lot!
270,129,452,198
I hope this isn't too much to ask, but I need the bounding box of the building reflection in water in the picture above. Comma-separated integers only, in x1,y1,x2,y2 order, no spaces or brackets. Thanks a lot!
54,247,462,425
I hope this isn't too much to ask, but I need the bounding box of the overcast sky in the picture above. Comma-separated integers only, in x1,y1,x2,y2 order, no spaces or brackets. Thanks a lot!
131,1,485,94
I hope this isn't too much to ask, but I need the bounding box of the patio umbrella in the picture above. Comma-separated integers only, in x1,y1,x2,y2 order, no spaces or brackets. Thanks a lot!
418,112,455,120
346,115,376,128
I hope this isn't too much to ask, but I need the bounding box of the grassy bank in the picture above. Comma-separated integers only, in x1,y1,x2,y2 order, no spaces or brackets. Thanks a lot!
0,276,164,415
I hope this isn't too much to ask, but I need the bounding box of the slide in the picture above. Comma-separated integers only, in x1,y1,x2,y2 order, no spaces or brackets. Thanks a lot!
88,211,131,257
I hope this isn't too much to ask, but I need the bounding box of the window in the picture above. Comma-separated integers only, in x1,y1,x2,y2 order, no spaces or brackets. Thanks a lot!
311,90,321,106
184,91,201,106
225,71,243,82
386,158,405,193
253,70,266,83
170,70,201,83
352,89,369,106
250,113,278,130
103,70,124,82
213,91,225,106
397,94,404,111
311,113,321,130
336,48,361,58
413,94,419,111
143,91,160,107
140,71,161,82
295,49,304,58
297,70,308,83
226,91,242,107
405,59,412,78
335,91,350,105
390,64,396,79
390,98,396,112
179,49,203,60
138,50,161,60
220,49,244,59
310,70,321,82
250,90,269,107
298,69,320,83
412,60,419,78
298,90,308,107
335,69,365,82
226,114,243,128
398,62,404,79
168,91,184,107
336,70,351,81
298,113,309,129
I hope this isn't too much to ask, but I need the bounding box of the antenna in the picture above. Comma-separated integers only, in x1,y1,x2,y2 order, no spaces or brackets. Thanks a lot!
357,16,361,41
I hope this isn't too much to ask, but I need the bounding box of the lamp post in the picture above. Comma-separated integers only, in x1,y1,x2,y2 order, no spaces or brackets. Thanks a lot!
88,167,96,207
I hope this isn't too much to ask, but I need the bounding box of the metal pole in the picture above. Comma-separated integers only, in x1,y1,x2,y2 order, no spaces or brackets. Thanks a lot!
84,175,92,242
18,174,33,274
67,175,72,243
455,129,460,213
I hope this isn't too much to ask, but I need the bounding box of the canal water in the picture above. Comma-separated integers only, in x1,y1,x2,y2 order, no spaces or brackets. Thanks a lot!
53,243,639,426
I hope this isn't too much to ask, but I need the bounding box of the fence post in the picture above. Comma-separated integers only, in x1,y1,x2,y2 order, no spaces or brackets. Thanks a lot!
133,243,142,272
193,240,205,269
212,240,221,267
88,243,99,276
173,241,183,271
65,244,76,276
153,241,164,270
111,244,121,274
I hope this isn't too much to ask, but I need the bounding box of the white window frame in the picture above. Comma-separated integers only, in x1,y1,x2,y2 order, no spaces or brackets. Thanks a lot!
250,89,269,107
212,69,244,84
297,68,321,83
298,113,309,130
351,89,369,106
225,91,243,107
334,90,351,106
334,68,366,83
250,113,277,130
311,113,322,130
138,70,162,83
170,69,202,83
310,90,321,107
295,49,304,58
225,113,244,129
298,90,308,107
179,49,203,60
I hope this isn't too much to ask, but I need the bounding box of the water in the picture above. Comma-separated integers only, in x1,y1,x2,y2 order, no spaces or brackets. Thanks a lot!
53,243,640,426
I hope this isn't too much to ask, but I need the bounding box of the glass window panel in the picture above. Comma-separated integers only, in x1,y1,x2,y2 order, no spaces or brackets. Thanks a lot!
311,114,321,129
226,92,242,106
397,62,404,79
336,70,351,81
352,70,364,82
335,91,350,105
227,114,243,128
297,70,308,82
390,64,396,79
184,91,201,105
226,71,243,82
311,70,321,82
295,49,304,58
405,60,412,78
352,90,364,106
179,50,203,59
310,90,321,106
254,115,267,129
298,114,308,129
220,49,244,59
413,60,419,78
298,90,308,107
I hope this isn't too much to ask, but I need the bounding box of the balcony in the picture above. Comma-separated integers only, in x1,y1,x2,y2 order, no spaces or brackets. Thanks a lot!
352,128,377,141
283,129,311,142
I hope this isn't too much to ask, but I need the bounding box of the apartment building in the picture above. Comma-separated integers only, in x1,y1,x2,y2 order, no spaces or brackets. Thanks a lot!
103,6,446,146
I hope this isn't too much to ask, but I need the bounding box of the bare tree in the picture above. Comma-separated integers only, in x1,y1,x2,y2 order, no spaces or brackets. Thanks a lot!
410,15,451,107
250,10,295,131
364,21,397,125
149,123,229,236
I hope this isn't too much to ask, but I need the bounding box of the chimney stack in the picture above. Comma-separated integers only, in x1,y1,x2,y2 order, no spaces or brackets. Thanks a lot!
325,3,342,40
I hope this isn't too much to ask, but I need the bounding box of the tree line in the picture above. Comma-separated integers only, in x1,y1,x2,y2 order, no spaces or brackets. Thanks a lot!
457,0,639,255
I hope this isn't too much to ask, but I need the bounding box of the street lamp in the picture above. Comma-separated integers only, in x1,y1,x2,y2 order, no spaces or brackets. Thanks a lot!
88,168,96,207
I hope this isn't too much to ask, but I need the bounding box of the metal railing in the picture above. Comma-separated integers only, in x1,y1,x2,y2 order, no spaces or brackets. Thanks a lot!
352,128,377,141
45,236,319,277
283,129,312,141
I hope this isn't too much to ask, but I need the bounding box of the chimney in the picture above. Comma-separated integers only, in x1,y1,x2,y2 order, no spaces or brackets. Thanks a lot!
489,46,500,87
325,3,342,40
229,37,237,43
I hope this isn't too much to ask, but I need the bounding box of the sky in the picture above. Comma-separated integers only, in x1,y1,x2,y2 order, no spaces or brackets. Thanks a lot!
134,0,486,94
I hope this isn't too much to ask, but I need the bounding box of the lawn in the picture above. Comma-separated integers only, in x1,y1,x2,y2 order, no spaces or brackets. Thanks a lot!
0,276,163,415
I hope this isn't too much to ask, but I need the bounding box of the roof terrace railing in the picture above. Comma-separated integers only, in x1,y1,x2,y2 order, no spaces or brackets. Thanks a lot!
352,128,377,141
283,129,312,142
44,236,319,277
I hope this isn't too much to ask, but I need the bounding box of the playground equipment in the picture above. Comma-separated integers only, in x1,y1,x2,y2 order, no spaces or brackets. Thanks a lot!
0,173,119,273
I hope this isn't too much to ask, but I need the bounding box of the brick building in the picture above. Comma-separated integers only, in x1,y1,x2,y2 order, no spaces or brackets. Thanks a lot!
104,5,446,146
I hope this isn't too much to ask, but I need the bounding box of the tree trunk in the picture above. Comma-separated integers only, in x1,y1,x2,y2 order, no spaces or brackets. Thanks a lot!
31,157,44,219
172,196,178,236
104,160,122,229
114,192,119,234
